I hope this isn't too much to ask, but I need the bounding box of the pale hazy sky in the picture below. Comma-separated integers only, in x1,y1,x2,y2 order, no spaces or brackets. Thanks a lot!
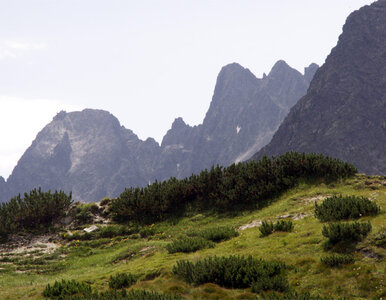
0,0,375,179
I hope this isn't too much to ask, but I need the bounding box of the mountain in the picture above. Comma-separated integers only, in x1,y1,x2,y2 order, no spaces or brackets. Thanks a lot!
252,0,386,175
160,61,317,177
0,60,317,202
4,109,159,202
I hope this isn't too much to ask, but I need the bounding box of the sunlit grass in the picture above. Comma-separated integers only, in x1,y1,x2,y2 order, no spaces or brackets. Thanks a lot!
0,174,384,299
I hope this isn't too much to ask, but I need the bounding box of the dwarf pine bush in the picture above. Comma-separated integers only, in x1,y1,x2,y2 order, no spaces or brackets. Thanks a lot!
173,255,287,292
189,226,239,242
43,279,92,299
259,220,293,237
166,236,215,254
320,254,354,267
315,195,380,221
259,221,274,237
256,291,336,299
109,152,356,224
109,272,137,289
44,284,182,300
0,188,72,240
322,221,372,244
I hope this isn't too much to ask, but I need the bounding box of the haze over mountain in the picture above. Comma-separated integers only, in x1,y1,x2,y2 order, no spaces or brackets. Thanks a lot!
252,0,386,175
0,60,317,202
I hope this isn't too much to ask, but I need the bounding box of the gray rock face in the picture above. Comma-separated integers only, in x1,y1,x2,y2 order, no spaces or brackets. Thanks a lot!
252,0,386,175
1,60,317,202
163,61,317,176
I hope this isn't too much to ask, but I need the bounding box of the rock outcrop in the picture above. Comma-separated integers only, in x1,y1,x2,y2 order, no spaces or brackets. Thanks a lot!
252,0,386,175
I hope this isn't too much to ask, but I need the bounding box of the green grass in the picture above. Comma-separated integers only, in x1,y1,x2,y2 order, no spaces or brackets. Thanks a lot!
0,174,384,299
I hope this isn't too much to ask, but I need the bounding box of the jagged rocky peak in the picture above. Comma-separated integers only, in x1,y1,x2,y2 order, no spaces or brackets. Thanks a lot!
213,63,259,98
171,117,188,130
304,63,319,84
161,117,198,149
268,60,293,76
2,57,320,202
252,0,386,175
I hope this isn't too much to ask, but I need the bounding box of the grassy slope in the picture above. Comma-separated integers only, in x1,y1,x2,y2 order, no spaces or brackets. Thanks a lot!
0,174,384,299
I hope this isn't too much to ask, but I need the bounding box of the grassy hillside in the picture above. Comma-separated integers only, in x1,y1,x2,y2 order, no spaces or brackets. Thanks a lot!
0,174,384,299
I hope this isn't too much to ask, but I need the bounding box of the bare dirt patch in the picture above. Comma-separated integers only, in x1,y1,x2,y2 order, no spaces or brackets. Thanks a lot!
238,220,262,231
0,234,60,256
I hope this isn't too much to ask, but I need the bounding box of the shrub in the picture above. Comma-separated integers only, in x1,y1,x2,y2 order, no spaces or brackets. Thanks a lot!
274,220,293,232
0,188,72,240
139,226,156,238
44,283,181,300
172,255,287,292
320,254,354,267
322,221,372,244
189,226,239,242
257,291,336,299
259,220,293,237
315,195,380,222
109,152,356,224
259,221,274,237
109,272,137,289
93,289,183,300
43,279,92,299
166,236,215,254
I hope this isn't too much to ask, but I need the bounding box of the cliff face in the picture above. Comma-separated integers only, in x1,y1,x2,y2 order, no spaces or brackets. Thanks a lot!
4,110,160,202
252,0,386,175
161,61,317,177
1,59,317,202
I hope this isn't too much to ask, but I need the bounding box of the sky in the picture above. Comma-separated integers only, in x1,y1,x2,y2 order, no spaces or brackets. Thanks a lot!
0,0,375,179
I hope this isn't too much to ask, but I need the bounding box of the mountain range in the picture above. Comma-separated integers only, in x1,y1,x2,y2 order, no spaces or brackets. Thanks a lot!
1,0,385,203
0,61,317,202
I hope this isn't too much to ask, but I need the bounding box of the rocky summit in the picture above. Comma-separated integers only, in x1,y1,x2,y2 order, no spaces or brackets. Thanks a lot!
252,0,386,175
0,60,317,202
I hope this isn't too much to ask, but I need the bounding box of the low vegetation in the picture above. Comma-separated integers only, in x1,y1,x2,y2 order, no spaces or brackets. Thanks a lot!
166,236,215,254
109,152,356,224
322,221,372,245
0,188,72,240
109,272,137,289
259,220,293,237
43,279,181,299
187,226,239,242
173,255,288,292
0,155,384,299
315,195,380,221
320,254,355,267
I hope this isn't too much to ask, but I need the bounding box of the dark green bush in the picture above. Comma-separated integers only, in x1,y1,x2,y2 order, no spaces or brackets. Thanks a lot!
43,279,92,299
188,226,239,242
0,188,72,240
315,195,380,222
322,221,372,244
259,220,293,237
109,272,137,289
109,152,356,224
274,220,293,232
166,236,215,254
172,255,287,292
95,289,182,300
320,254,354,267
251,275,289,293
257,291,337,299
259,221,274,237
44,283,181,300
139,226,156,238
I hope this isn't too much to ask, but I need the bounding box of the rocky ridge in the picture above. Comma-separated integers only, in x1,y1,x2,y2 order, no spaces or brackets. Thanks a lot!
0,60,317,202
252,0,386,175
